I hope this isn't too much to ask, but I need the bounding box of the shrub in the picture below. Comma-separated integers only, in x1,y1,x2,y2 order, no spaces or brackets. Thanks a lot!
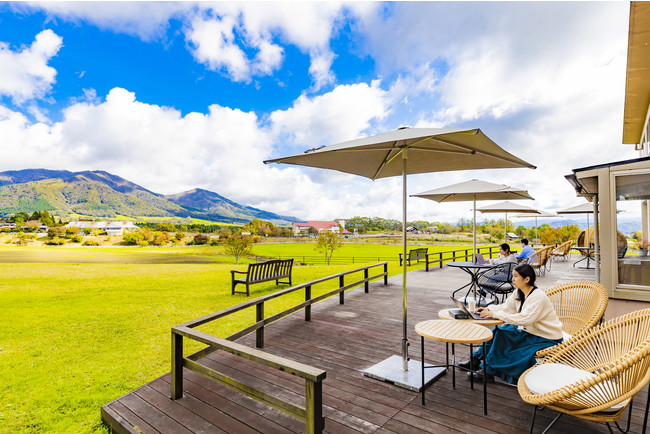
190,234,209,245
70,235,83,243
82,239,100,246
48,227,66,238
45,237,65,245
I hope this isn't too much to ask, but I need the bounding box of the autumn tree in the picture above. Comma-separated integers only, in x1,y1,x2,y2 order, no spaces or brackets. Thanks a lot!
224,233,253,264
315,229,343,265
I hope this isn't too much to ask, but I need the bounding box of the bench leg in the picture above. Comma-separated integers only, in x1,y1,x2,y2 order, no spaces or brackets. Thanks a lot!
246,283,250,297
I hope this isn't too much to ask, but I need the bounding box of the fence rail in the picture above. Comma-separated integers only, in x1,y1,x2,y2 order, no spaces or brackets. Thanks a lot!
252,245,505,268
171,262,389,434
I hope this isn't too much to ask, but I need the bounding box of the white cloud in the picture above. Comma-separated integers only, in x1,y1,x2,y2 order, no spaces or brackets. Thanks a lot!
0,29,62,103
20,2,190,41
270,80,389,150
186,15,251,81
184,2,361,89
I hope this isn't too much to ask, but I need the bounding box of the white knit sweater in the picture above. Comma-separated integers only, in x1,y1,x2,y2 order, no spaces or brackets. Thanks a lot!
489,288,564,340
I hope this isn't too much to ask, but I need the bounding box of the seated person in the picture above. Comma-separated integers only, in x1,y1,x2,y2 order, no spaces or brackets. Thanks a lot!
459,264,563,384
490,243,517,265
515,239,534,263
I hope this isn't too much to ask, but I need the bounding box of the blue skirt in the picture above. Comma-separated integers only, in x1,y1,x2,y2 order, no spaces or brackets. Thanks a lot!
473,324,562,384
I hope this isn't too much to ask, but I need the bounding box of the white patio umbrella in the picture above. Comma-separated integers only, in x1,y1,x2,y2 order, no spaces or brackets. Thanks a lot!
264,127,535,390
411,179,533,257
556,202,595,230
510,210,560,243
477,201,540,242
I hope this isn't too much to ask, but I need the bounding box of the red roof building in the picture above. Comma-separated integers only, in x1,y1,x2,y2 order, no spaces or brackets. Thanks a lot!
292,221,350,235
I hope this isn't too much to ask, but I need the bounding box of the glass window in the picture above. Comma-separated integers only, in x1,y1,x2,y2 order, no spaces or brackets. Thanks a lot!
616,173,650,287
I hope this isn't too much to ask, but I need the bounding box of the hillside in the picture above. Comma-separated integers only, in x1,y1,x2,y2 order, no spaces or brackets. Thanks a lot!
0,169,301,224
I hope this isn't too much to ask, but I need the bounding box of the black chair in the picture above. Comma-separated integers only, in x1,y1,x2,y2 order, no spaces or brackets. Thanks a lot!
477,262,515,304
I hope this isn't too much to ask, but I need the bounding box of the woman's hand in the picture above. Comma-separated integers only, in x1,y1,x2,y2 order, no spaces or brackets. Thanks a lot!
476,307,493,318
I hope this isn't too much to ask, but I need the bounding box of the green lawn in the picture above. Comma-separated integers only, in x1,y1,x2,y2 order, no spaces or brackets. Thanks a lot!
0,242,487,432
0,246,406,433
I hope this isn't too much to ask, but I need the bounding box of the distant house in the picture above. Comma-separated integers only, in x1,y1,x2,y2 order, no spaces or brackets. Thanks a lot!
292,221,350,236
65,221,138,236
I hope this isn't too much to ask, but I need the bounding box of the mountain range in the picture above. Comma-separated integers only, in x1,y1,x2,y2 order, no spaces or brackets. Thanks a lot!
0,169,301,224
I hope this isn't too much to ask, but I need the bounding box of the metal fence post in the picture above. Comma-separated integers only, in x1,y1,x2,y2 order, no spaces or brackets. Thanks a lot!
383,263,388,285
256,302,264,348
339,275,345,304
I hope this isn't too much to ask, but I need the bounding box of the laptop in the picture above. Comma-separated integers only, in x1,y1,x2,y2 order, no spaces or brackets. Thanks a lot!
451,296,491,320
473,253,486,264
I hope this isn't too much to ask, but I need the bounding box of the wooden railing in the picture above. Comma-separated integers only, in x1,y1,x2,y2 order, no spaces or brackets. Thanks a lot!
424,245,501,271
171,262,389,434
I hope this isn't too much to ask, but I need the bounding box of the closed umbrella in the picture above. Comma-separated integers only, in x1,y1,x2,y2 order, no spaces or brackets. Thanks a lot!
477,201,540,243
264,127,535,390
411,179,533,259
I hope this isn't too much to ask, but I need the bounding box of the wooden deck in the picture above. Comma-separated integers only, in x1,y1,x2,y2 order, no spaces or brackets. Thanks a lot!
102,259,650,433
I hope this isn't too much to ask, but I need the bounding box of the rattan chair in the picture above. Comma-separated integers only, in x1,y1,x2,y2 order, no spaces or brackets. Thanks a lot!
551,240,573,262
577,227,628,259
535,280,608,359
518,308,650,433
528,246,554,276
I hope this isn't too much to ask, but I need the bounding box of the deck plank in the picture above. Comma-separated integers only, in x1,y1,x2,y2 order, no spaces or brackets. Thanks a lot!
102,261,649,433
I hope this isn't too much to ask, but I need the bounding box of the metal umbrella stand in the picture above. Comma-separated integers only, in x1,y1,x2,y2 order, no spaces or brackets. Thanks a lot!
264,127,535,390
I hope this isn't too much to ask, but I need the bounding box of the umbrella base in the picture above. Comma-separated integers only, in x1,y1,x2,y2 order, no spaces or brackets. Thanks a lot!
362,355,446,391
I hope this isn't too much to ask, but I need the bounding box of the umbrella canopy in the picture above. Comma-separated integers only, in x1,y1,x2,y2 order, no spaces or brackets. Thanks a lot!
411,179,533,258
556,203,595,214
264,127,535,387
556,202,596,232
264,127,535,178
510,210,560,243
477,201,540,242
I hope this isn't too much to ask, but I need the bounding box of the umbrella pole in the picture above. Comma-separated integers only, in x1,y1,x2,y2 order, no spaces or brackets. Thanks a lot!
362,147,445,390
401,149,408,371
473,196,477,258
504,212,508,243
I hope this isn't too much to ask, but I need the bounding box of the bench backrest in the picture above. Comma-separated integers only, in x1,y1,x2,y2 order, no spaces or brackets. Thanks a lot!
247,259,293,281
409,248,428,258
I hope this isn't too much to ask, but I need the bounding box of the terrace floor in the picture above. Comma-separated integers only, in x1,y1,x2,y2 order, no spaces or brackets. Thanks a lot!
102,257,650,433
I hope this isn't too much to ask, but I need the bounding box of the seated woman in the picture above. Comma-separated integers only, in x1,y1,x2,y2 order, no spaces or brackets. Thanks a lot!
489,243,517,265
459,264,563,384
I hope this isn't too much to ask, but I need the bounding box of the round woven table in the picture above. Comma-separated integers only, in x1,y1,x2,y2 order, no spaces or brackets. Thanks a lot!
415,319,493,414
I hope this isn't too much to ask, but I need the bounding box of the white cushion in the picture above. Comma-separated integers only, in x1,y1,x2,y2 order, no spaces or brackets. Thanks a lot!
525,363,629,413
525,363,595,395
562,331,572,341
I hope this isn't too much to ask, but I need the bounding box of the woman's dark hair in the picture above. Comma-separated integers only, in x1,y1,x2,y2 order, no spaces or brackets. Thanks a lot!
499,243,511,254
513,263,536,312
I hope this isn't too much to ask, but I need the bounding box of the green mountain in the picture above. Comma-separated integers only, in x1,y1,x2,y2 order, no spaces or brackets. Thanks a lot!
0,169,301,224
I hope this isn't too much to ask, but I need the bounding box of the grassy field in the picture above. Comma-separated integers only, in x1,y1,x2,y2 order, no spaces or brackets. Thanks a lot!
3,243,467,433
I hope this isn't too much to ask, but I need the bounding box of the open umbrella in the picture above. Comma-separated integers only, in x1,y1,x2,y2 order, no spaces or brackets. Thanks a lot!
556,202,595,229
510,210,559,243
477,201,540,243
411,179,533,258
264,127,535,390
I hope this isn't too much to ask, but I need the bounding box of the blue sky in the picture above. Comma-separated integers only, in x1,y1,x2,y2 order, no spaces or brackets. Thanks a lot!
0,1,639,222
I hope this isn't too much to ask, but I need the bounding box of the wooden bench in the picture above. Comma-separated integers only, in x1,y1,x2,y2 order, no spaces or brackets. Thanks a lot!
231,259,294,296
399,248,428,266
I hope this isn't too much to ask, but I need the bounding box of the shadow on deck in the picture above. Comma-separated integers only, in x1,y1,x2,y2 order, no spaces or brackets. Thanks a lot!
101,258,649,433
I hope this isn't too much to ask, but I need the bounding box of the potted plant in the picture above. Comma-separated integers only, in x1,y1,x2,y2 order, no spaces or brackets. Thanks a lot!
640,240,649,257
